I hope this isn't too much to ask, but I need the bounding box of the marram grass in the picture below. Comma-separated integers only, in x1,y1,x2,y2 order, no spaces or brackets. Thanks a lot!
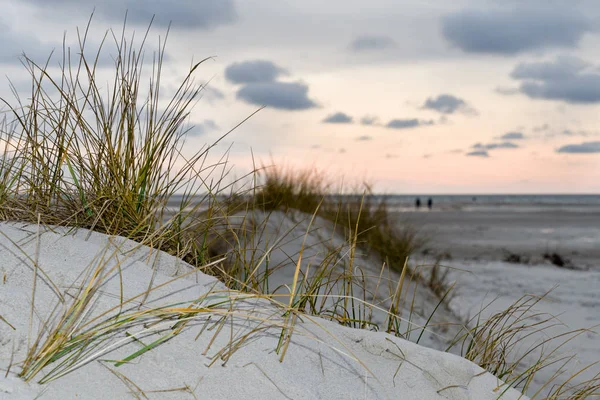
0,14,597,399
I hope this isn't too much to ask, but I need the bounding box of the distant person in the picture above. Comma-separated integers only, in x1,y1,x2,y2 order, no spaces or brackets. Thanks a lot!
415,197,421,209
427,197,433,210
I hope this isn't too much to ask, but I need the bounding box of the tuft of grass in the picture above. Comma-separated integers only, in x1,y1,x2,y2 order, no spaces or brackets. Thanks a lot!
255,165,425,283
0,14,258,277
446,290,600,398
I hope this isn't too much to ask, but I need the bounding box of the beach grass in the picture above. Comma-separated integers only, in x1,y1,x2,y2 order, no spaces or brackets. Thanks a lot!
0,14,598,399
255,164,425,284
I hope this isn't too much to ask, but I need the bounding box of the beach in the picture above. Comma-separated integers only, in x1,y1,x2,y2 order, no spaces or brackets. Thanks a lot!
399,205,600,270
396,199,600,393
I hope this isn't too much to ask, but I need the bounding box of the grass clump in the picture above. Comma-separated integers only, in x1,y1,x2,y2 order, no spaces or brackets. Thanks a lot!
255,165,424,280
0,15,251,274
447,290,600,399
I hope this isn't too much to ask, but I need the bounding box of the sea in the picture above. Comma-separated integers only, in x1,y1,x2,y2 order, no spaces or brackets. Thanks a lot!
382,194,600,213
165,194,600,214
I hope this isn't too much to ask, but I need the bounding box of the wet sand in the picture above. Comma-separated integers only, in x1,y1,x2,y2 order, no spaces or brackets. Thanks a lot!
397,209,600,270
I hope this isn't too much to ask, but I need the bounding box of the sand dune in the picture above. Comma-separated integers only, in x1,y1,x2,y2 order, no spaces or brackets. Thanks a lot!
0,221,525,399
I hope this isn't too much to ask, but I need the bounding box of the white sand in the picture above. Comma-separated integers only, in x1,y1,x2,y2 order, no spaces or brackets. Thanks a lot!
403,209,600,396
0,221,526,399
441,259,600,395
400,209,600,270
228,210,462,349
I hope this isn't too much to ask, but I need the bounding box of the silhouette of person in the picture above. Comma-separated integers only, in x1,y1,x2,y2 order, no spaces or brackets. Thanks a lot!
427,197,433,210
415,197,421,209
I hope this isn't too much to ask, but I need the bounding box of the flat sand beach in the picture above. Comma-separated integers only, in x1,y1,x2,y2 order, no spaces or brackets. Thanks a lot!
397,204,600,393
399,207,600,270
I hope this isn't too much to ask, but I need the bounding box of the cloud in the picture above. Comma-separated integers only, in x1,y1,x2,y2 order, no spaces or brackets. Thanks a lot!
360,115,380,126
495,86,520,95
421,94,476,115
466,150,489,157
561,129,591,137
349,35,397,51
533,124,550,132
225,60,287,84
499,132,525,140
236,81,318,110
385,119,434,129
201,85,225,103
556,141,600,153
442,6,590,54
322,112,353,124
0,20,56,64
21,0,236,29
487,142,519,149
0,18,166,67
355,135,373,141
187,119,218,136
510,56,588,81
509,56,600,104
473,142,519,150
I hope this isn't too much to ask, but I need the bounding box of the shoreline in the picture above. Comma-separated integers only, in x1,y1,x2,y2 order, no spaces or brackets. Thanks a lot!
397,208,600,270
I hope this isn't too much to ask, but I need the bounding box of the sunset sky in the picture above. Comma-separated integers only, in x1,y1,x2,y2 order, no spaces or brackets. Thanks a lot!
1,0,600,193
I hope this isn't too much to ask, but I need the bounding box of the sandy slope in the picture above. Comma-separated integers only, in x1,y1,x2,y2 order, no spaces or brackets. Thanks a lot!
0,221,526,399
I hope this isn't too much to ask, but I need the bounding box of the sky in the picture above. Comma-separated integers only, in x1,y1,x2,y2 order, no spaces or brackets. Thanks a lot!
1,0,600,194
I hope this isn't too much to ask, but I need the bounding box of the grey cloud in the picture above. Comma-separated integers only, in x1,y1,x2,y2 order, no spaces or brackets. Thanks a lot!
225,60,287,84
385,119,434,129
349,35,397,52
0,16,167,67
201,85,225,103
22,0,236,29
442,6,589,54
473,142,519,150
422,94,476,115
509,56,600,103
495,86,520,95
466,150,489,157
360,115,380,126
533,124,550,132
499,132,525,140
511,56,588,81
236,81,318,110
487,142,519,149
322,112,353,124
187,119,218,137
562,129,588,136
556,141,600,153
542,128,597,138
0,20,54,65
355,135,373,141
